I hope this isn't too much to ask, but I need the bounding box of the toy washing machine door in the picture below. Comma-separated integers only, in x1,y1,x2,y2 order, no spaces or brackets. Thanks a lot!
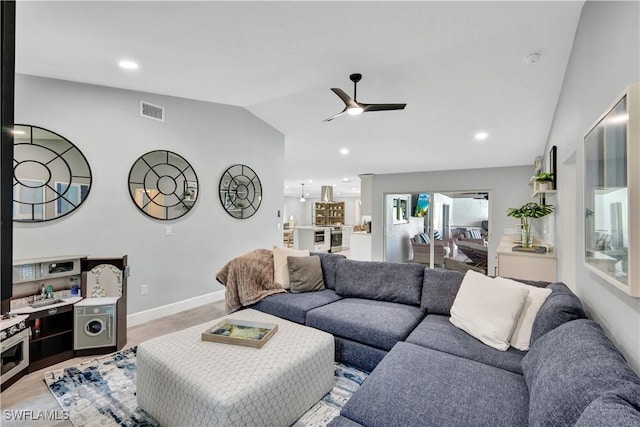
85,318,107,336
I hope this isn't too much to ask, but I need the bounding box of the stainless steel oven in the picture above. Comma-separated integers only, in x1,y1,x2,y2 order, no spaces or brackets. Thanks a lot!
1,324,29,387
330,227,343,253
314,230,326,243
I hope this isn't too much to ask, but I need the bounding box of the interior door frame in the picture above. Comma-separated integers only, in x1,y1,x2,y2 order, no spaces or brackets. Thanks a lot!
383,190,491,269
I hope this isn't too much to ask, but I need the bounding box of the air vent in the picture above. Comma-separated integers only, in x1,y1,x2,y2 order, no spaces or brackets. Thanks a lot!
140,101,165,122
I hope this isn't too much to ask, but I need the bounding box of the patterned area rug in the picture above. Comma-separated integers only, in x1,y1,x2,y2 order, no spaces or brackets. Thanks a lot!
44,347,367,427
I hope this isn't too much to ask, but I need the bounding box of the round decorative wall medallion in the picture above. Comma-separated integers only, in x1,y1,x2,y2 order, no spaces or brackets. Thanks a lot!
219,164,262,219
128,150,199,220
13,124,92,222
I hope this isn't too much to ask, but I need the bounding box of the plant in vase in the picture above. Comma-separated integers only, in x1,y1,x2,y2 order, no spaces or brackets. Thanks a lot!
534,172,554,191
507,202,554,248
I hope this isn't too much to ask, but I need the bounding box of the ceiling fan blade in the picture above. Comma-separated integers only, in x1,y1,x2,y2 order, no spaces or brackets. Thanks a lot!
323,109,348,122
330,88,360,109
362,103,407,112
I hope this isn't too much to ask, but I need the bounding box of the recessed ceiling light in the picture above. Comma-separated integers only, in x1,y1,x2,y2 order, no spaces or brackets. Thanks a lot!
343,177,349,182
475,132,489,141
340,148,349,155
308,179,313,183
118,60,139,70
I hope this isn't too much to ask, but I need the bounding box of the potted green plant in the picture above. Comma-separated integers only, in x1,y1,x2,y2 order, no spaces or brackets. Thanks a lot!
534,172,554,191
507,202,554,248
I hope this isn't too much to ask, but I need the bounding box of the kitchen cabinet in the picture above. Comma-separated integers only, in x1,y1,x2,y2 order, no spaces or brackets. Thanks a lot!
314,202,345,226
350,232,372,261
294,227,330,252
28,304,74,372
496,236,556,282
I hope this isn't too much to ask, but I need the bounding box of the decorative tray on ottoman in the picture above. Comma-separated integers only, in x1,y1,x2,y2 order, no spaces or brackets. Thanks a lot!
202,318,278,349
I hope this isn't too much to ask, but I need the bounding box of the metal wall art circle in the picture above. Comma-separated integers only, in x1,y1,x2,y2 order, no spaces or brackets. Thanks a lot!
13,124,92,222
219,164,262,219
128,150,199,220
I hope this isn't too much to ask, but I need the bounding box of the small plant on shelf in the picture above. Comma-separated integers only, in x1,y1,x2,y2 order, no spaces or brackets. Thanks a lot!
507,202,554,248
534,172,554,182
534,172,554,192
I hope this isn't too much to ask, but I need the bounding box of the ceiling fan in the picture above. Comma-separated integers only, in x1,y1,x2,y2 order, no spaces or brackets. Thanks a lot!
324,73,407,122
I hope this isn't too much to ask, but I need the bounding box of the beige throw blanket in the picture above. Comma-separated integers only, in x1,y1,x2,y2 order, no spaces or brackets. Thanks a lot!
216,249,286,313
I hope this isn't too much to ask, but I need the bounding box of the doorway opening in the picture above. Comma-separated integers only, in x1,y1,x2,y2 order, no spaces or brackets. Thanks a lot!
384,191,490,273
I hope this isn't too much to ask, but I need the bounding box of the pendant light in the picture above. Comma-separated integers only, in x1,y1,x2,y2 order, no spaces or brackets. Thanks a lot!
300,183,306,203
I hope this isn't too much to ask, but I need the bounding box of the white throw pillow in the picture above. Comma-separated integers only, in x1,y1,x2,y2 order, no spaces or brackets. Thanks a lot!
500,278,552,351
450,270,529,351
273,246,309,289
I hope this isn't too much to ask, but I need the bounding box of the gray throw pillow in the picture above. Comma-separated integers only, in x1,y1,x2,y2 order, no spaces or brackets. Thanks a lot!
287,255,325,293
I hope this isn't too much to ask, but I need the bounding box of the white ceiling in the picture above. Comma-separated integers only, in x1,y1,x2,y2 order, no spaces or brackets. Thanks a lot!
14,1,584,198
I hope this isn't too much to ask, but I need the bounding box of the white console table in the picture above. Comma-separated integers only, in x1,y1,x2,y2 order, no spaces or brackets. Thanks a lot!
496,235,557,282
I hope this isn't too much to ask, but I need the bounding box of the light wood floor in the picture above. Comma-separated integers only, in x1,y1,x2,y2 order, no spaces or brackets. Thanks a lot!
1,301,227,427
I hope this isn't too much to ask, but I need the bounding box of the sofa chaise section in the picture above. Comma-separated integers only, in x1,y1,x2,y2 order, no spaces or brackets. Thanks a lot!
334,342,530,427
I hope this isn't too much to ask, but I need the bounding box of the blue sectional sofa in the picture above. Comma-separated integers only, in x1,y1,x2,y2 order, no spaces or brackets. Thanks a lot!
251,253,640,426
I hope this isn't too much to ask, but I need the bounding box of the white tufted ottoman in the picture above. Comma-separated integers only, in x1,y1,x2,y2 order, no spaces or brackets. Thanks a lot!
137,309,335,427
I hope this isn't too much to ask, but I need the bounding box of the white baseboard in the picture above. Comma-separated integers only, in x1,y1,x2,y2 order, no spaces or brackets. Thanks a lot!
127,290,225,327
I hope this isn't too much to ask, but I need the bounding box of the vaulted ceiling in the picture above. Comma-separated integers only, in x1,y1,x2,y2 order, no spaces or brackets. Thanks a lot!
15,1,584,197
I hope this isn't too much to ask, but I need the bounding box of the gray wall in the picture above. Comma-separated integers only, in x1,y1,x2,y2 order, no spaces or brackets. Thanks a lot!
545,1,640,373
284,196,310,225
13,74,284,314
371,165,533,275
451,198,489,228
384,194,423,263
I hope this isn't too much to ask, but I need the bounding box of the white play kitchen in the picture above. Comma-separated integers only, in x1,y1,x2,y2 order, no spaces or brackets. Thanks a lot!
0,255,127,391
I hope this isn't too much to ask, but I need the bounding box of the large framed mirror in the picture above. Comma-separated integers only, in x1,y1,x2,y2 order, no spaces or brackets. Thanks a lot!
219,164,262,219
584,83,638,297
128,150,199,220
13,124,92,222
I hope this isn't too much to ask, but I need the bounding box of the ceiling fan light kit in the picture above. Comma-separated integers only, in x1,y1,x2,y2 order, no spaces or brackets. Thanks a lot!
325,73,407,121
